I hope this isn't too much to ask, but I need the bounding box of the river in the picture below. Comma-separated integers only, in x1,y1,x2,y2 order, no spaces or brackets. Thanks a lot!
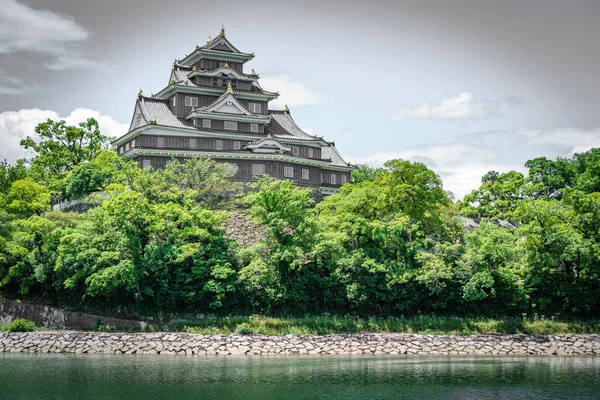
1,354,598,399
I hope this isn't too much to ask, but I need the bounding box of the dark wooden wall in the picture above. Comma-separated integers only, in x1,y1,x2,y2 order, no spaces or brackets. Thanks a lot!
133,155,348,188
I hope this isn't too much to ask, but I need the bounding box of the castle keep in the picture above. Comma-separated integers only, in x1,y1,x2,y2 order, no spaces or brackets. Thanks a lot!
112,26,354,194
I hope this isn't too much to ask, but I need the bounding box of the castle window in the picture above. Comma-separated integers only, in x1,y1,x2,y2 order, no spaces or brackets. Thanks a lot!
203,119,211,128
172,96,177,107
157,137,165,148
212,78,218,86
142,160,151,169
330,174,337,185
249,103,262,113
252,163,265,176
307,148,314,158
125,143,130,151
224,121,237,131
184,96,198,107
131,140,135,148
233,141,241,150
284,166,294,178
250,123,259,132
118,146,123,154
341,175,347,185
193,119,198,127
215,140,223,150
224,163,238,175
189,138,197,149
292,146,299,156
302,169,309,180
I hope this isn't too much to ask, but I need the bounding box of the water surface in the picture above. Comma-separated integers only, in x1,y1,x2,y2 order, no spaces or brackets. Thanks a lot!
1,354,599,399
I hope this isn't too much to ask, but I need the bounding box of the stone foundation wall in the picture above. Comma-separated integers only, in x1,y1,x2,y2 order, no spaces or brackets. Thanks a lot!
0,298,148,331
1,332,598,356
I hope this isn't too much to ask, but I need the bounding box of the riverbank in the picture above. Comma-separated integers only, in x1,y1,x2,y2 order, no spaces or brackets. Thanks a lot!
1,332,598,356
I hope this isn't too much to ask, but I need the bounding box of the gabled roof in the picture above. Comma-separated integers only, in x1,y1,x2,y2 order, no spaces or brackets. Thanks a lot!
321,145,350,167
269,110,318,140
180,29,254,66
244,137,291,153
189,65,258,81
170,67,197,87
201,30,242,53
128,97,190,131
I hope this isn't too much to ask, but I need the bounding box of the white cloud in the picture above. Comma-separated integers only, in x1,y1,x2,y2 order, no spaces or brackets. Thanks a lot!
390,92,523,121
260,75,325,108
350,126,600,199
0,108,128,163
0,0,109,71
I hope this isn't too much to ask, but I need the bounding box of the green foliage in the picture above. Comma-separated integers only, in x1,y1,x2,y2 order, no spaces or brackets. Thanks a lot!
0,159,28,194
2,318,36,332
22,118,110,187
170,315,600,336
2,112,600,322
234,322,254,334
3,178,50,218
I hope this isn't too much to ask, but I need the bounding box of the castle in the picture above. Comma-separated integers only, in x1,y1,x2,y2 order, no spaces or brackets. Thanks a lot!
112,26,354,194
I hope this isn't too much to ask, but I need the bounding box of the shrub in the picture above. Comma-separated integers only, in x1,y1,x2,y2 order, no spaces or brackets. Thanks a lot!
235,322,254,335
5,319,36,332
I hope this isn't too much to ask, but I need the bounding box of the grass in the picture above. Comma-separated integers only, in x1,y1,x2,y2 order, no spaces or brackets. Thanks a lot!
169,315,600,336
0,318,36,332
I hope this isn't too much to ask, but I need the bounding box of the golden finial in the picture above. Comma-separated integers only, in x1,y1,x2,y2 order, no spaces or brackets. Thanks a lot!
223,62,229,68
192,107,196,111
227,82,233,93
172,59,177,69
195,45,200,50
185,80,189,85
138,89,143,98
220,24,225,37
284,104,289,111
192,65,196,71
251,68,256,75
279,149,284,154
313,135,318,139
169,80,174,85
207,33,212,43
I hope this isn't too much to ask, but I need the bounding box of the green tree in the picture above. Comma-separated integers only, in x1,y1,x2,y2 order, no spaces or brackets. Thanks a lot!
3,179,50,218
21,118,110,186
0,159,28,194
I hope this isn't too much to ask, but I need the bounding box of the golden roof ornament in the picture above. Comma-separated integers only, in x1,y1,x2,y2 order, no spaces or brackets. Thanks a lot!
267,133,272,139
169,80,174,85
195,45,200,50
279,150,284,154
220,24,226,37
191,107,196,111
224,62,229,68
227,82,233,93
185,80,189,85
137,89,143,98
251,68,256,75
207,33,212,43
284,104,289,111
192,65,196,71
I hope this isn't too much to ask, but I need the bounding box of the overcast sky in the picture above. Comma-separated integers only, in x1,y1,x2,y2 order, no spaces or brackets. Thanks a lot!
1,0,599,198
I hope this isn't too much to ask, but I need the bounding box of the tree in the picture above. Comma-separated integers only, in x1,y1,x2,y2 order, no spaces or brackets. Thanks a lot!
0,159,28,194
61,151,125,200
3,179,50,218
21,118,110,186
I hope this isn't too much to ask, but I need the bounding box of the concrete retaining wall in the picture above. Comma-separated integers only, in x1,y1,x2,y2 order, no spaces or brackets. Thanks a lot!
1,332,598,356
0,298,148,331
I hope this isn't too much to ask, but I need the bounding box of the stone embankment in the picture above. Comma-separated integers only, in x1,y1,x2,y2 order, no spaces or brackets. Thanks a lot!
1,332,598,356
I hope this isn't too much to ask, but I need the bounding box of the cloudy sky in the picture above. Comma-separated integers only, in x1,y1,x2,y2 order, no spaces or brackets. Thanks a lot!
1,0,599,198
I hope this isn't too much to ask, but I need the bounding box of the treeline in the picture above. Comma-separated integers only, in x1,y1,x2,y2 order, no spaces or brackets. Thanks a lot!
0,117,599,319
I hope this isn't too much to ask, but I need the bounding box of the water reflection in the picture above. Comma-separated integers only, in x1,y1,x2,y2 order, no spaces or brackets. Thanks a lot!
1,354,599,399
